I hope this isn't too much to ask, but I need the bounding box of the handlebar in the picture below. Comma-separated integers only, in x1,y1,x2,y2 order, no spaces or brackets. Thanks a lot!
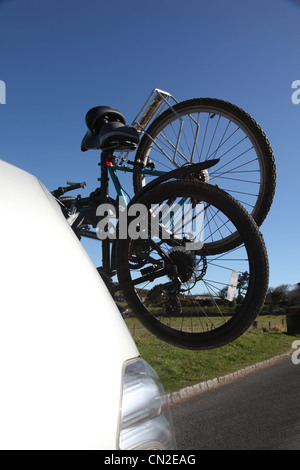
51,181,86,198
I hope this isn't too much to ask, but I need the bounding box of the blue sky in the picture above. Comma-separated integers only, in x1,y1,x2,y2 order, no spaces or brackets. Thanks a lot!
0,0,299,289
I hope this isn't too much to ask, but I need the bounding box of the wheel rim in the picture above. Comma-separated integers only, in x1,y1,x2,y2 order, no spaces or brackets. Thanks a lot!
117,182,268,349
136,102,270,225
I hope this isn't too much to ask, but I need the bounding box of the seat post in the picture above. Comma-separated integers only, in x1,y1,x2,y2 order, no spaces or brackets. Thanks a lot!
99,150,112,200
99,150,113,275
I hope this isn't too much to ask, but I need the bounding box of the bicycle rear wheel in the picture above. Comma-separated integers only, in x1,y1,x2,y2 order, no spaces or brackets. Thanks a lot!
133,98,276,251
116,180,269,350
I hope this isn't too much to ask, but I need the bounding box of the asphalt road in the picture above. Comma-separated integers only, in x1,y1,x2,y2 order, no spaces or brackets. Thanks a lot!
171,356,300,450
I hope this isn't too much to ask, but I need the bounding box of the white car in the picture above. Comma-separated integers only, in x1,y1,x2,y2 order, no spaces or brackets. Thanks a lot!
0,159,175,450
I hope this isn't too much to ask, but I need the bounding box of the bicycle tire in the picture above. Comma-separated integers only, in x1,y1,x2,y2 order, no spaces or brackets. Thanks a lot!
116,180,269,350
133,98,276,251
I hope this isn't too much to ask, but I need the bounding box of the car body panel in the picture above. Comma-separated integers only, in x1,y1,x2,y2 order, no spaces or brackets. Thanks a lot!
0,159,139,449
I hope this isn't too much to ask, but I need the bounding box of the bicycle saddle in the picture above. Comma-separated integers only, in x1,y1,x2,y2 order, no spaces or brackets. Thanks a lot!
85,106,126,134
81,106,139,152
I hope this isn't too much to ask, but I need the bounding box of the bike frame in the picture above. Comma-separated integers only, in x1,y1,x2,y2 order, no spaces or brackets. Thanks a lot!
76,150,166,281
64,149,218,290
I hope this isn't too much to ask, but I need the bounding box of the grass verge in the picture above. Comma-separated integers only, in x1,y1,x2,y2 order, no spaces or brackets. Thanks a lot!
132,328,300,394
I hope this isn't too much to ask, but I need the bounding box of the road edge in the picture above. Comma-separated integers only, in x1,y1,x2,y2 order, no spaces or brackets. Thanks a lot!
167,350,292,406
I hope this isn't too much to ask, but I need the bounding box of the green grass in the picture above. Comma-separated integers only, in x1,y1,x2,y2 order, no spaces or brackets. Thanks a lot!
125,317,300,393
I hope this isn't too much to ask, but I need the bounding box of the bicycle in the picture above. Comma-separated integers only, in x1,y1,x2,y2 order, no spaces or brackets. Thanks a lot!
52,91,270,350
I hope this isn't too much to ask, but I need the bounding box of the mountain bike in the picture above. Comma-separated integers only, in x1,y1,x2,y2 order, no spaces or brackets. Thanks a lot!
52,96,269,350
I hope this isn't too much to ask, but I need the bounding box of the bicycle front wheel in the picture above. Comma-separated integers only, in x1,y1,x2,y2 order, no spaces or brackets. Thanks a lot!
116,180,269,350
133,98,276,251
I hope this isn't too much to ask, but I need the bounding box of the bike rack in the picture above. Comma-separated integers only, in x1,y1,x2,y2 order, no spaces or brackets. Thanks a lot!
116,88,201,166
132,88,178,132
115,89,178,163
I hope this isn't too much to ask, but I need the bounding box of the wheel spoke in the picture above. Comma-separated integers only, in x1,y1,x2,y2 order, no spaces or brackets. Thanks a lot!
133,98,276,235
117,180,268,349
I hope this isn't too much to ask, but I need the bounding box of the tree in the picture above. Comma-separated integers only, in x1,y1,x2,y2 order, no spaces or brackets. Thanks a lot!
146,285,164,306
237,271,249,296
218,273,249,302
219,286,228,300
289,282,300,304
266,284,292,309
